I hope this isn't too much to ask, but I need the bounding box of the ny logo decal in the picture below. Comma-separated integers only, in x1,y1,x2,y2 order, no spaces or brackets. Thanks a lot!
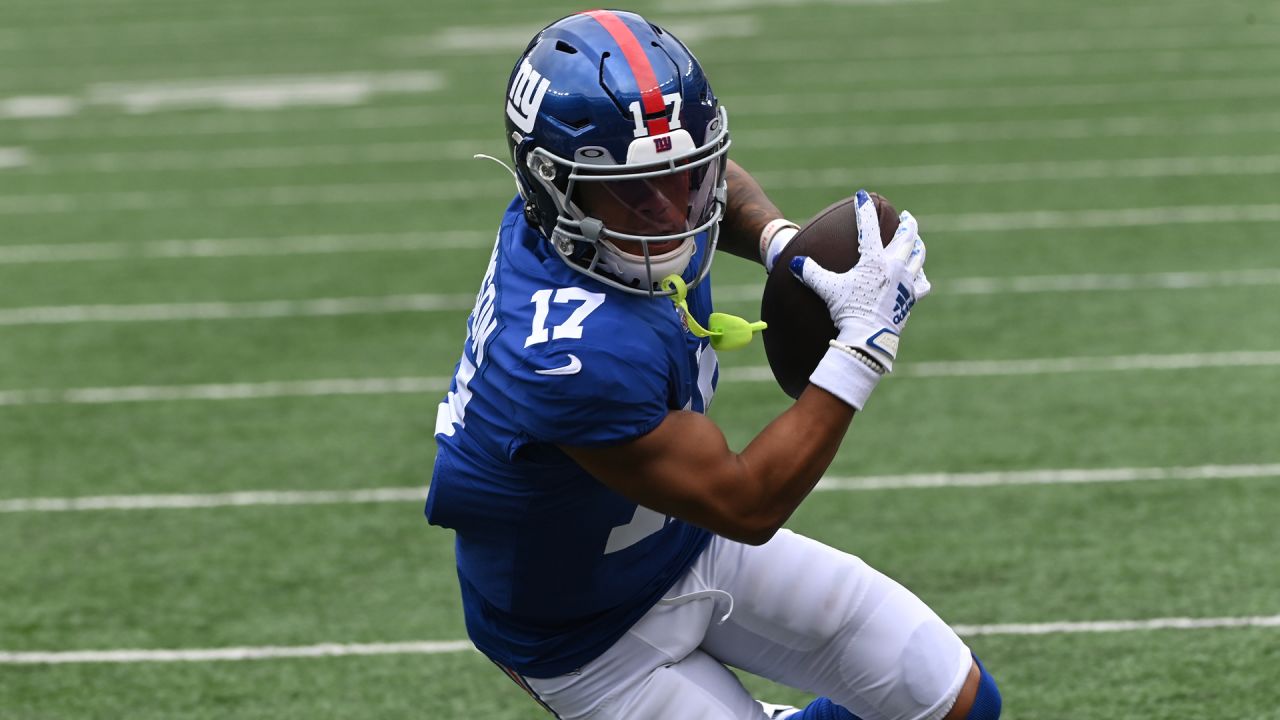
506,59,550,134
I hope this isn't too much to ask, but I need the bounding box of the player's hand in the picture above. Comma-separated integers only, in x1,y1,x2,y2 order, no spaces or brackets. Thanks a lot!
786,190,929,408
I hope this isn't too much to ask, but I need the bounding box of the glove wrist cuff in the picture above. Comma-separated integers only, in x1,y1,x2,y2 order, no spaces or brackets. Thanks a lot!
759,219,800,271
809,343,884,410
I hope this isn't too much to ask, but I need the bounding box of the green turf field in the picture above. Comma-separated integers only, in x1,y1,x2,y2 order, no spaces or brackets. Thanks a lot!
2,0,1279,717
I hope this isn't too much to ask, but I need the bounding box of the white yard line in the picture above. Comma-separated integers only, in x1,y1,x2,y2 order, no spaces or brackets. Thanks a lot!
10,104,495,141
713,25,1280,61
22,133,1280,174
0,232,489,265
0,294,475,325
6,170,1280,214
816,463,1280,491
13,102,1274,145
389,16,759,56
719,352,1280,382
0,73,445,125
86,72,445,113
951,615,1280,637
2,614,1276,664
0,641,476,665
2,351,1278,408
4,463,1277,514
5,268,1280,325
28,140,489,174
659,0,944,9
732,77,1280,115
0,487,429,513
0,95,80,119
0,147,29,168
0,377,449,407
742,110,1280,147
932,205,1280,233
758,154,1280,188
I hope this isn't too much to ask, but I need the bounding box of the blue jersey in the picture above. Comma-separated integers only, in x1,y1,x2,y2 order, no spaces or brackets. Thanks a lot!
427,197,719,678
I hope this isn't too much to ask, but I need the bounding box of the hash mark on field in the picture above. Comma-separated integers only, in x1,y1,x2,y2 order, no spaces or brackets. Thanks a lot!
1,352,1279,407
2,614,1276,664
3,463,1277,513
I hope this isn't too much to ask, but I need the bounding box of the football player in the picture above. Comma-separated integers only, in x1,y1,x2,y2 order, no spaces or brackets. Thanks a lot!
427,10,1001,720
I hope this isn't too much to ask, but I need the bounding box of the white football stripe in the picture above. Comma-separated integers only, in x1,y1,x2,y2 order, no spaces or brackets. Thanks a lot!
3,463,1277,514
4,269,1280,325
1,351,1278,408
0,232,489,265
2,614,1276,664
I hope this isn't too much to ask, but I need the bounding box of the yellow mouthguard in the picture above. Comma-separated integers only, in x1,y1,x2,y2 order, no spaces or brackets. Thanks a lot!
660,275,767,351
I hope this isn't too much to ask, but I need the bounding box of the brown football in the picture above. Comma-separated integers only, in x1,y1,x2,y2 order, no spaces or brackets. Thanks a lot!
760,193,899,399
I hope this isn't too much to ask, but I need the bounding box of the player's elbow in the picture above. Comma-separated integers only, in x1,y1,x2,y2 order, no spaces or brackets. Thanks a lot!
726,520,782,546
700,466,789,546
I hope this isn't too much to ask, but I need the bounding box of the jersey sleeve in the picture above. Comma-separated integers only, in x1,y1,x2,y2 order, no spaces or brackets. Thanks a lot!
504,337,670,450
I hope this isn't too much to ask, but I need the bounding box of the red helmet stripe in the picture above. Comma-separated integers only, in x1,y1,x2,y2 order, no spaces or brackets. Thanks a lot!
581,9,671,136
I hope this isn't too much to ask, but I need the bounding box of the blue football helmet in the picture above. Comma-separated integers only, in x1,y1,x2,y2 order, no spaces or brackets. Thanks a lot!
505,10,730,296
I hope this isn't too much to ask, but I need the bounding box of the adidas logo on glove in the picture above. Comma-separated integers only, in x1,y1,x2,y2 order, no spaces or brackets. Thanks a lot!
891,283,915,324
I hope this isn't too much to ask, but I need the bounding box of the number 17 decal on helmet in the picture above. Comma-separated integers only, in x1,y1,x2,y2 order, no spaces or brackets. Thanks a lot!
504,10,730,297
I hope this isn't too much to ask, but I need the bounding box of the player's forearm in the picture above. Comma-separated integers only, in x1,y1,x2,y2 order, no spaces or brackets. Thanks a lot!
732,386,855,542
718,159,785,265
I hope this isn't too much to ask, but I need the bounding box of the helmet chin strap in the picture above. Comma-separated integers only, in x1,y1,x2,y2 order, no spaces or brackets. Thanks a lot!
660,275,766,351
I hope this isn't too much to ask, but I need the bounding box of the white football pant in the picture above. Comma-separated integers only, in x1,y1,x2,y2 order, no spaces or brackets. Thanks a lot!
523,529,972,720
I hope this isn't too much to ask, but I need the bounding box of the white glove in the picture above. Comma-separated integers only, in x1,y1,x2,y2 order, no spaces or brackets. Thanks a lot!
789,189,931,410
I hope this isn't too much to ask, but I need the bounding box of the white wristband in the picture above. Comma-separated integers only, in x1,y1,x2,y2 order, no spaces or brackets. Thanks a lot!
759,218,800,272
808,343,884,410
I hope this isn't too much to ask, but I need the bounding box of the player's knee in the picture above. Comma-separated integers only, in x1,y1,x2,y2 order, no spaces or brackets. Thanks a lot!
959,654,1001,720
